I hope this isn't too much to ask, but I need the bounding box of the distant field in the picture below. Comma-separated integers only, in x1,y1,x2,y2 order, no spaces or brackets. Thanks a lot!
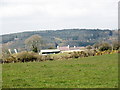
2,53,118,88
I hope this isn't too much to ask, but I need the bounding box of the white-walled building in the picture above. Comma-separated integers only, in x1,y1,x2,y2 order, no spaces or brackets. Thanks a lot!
39,49,60,55
57,45,84,53
40,45,85,55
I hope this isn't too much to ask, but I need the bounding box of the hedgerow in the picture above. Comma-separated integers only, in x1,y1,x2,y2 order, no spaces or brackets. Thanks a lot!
1,50,118,64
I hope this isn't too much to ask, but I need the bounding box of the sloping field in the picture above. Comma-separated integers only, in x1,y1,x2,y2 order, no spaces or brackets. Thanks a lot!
2,53,118,88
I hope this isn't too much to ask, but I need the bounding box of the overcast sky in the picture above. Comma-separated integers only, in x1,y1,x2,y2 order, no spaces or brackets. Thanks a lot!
0,0,118,35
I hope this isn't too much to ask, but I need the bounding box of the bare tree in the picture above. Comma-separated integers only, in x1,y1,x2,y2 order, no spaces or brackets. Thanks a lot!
1,44,11,61
24,35,44,52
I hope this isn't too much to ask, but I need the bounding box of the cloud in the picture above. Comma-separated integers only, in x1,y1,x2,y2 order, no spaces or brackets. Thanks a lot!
0,0,119,34
0,5,35,17
0,0,118,18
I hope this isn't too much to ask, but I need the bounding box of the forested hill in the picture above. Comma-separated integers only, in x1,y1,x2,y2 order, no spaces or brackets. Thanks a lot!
0,29,118,51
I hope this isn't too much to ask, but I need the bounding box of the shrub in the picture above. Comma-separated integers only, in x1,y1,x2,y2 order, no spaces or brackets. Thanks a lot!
86,50,95,56
44,55,54,61
2,51,56,63
70,52,80,58
5,56,17,63
93,43,101,49
2,49,118,63
113,43,120,50
86,45,92,50
99,43,112,51
14,51,38,62
34,55,43,62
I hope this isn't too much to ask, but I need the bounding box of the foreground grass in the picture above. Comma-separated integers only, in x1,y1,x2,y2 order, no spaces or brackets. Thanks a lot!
0,64,2,89
2,53,118,88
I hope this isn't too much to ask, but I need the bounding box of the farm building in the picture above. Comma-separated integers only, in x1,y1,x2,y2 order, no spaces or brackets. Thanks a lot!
57,45,84,53
39,49,61,55
40,45,85,55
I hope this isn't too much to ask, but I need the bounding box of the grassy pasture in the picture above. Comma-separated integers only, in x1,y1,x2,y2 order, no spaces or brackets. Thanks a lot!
2,53,118,88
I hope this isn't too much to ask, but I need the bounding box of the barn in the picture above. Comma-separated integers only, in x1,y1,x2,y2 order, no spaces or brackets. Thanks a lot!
39,49,61,55
40,45,85,55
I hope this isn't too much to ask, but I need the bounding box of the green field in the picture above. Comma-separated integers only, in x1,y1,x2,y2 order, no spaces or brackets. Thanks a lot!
2,53,118,88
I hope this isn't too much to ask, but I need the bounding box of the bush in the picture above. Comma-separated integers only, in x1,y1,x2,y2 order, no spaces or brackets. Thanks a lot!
34,55,43,62
14,51,37,62
99,43,112,51
4,56,17,63
86,45,92,50
44,55,54,61
2,49,118,63
113,43,120,50
70,51,89,58
70,52,80,58
3,51,55,63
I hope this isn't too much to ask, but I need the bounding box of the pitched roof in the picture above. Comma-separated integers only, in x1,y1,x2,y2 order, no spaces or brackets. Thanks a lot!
69,47,80,50
58,46,69,51
58,46,80,51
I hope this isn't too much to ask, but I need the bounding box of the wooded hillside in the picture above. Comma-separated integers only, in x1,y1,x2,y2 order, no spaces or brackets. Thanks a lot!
0,29,118,52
